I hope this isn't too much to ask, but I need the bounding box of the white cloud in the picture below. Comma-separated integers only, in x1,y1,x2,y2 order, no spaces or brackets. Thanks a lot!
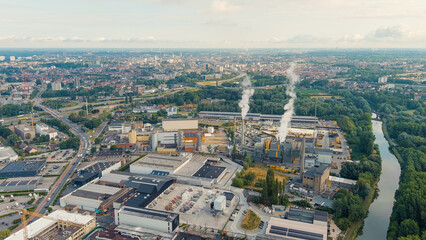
340,34,364,42
210,0,241,14
0,36,157,43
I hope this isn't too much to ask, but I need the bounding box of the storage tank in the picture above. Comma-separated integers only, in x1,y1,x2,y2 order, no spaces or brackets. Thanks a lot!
214,195,226,211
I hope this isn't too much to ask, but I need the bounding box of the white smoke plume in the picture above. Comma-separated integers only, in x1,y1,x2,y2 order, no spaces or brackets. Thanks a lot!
279,62,300,142
239,76,255,120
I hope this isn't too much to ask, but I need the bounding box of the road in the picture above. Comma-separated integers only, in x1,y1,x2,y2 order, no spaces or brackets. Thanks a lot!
33,104,90,215
14,87,91,231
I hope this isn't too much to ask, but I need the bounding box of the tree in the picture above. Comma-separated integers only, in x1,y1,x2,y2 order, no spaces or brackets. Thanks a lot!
261,184,268,204
38,135,50,142
266,169,275,196
110,145,118,151
399,219,420,238
7,134,19,145
91,146,96,154
125,95,128,104
232,177,244,188
0,229,10,239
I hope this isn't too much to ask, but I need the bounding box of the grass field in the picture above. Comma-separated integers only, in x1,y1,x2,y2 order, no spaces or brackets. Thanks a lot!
243,165,288,191
241,210,261,230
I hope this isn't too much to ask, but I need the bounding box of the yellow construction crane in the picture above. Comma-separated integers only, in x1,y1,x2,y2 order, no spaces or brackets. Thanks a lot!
10,209,84,240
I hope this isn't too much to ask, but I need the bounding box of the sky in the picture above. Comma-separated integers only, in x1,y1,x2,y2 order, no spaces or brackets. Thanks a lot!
0,0,425,48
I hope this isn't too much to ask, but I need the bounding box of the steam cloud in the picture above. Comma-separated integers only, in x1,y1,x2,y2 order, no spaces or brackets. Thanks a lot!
278,62,300,142
239,76,255,120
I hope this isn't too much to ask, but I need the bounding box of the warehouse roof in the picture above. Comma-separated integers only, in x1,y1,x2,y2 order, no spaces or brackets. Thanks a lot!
0,147,18,159
0,177,40,187
0,160,45,174
48,209,95,225
267,214,327,240
84,161,119,173
121,206,178,222
132,153,192,172
192,165,226,179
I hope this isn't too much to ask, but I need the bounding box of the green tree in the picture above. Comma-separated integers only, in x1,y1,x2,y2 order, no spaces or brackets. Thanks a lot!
7,134,19,145
399,219,420,238
0,229,10,239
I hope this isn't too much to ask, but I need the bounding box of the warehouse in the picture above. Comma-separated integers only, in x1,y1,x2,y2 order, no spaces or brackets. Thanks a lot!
0,160,46,178
115,206,179,234
266,207,328,240
198,111,319,124
162,119,198,131
130,153,193,175
0,177,41,192
0,146,18,163
100,171,175,208
71,171,98,187
192,164,226,183
60,183,125,212
83,161,121,177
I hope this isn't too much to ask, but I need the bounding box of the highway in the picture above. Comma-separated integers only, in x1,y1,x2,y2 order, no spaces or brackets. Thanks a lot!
16,88,91,229
34,103,90,215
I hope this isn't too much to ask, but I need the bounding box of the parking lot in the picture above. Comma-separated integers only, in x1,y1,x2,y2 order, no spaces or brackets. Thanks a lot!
148,184,237,229
40,162,67,176
42,149,76,162
0,194,38,216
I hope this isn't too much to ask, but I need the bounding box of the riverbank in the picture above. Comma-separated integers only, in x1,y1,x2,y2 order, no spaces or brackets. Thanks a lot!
356,120,401,240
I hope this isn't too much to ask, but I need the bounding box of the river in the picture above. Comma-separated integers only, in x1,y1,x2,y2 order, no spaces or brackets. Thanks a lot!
357,119,401,240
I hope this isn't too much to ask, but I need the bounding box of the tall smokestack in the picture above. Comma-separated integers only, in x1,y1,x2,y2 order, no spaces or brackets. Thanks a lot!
241,119,245,148
239,76,254,120
301,136,306,174
278,62,300,142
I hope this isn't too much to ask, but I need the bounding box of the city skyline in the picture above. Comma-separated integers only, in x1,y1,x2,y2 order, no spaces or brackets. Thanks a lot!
1,0,426,48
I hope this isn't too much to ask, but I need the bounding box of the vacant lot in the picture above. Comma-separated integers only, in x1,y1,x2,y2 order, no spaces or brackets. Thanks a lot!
243,165,288,191
241,210,261,230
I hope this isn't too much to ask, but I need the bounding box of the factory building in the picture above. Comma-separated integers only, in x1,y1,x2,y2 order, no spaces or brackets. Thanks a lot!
162,119,198,131
71,171,99,187
150,130,179,152
192,164,226,184
0,160,46,178
109,121,132,134
14,124,36,141
115,206,179,234
0,146,18,163
60,183,130,213
266,207,328,240
198,111,318,124
82,161,121,178
0,177,41,192
6,210,96,240
100,171,175,209
302,166,330,192
130,153,193,175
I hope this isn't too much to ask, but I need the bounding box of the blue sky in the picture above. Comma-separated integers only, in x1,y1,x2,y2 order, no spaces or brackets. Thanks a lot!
1,0,425,48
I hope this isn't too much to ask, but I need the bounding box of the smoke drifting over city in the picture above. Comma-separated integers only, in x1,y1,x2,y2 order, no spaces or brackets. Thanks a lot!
239,76,255,120
278,62,300,142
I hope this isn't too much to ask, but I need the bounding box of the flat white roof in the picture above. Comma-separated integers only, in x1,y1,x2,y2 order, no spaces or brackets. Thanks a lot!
329,176,357,185
80,182,121,195
5,210,94,240
48,209,94,225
